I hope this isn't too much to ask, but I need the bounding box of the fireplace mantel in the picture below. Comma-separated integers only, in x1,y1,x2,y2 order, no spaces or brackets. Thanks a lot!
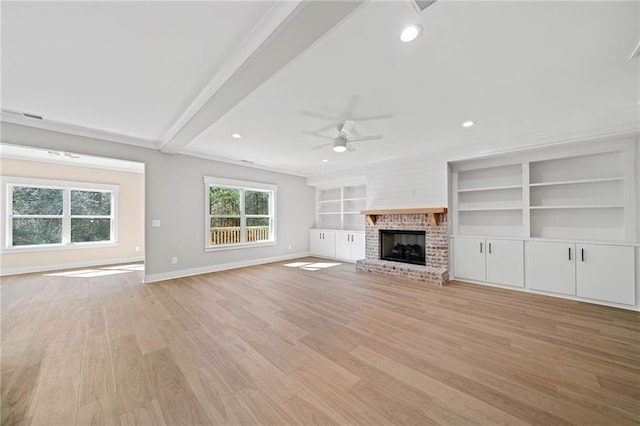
361,207,447,226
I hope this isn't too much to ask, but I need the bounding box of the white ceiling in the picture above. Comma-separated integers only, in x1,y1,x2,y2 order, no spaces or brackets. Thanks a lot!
2,1,639,177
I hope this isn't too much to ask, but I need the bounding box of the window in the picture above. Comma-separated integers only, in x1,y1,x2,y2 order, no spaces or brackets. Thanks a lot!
2,177,118,250
204,176,276,250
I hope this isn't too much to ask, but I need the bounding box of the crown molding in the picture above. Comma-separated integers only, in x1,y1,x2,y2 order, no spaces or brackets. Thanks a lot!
1,114,159,150
179,148,306,178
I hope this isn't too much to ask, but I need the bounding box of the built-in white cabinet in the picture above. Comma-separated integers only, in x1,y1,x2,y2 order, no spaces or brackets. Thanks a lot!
526,241,635,305
450,137,638,309
309,229,336,259
335,231,365,262
453,237,486,282
526,241,576,295
575,244,635,305
453,237,524,287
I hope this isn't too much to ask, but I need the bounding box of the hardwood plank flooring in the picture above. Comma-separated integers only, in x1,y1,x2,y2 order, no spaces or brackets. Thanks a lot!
1,257,639,425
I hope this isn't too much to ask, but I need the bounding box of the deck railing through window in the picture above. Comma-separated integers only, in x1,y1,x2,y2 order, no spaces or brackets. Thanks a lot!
210,226,270,245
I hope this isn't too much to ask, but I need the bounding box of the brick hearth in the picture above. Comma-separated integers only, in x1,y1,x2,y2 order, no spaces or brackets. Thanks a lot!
356,212,449,286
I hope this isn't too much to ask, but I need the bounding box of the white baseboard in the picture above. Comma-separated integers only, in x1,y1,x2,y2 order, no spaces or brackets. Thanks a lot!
143,251,311,283
0,256,145,277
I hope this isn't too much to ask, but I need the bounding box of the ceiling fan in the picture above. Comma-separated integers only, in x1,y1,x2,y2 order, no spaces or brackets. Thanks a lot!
304,120,382,152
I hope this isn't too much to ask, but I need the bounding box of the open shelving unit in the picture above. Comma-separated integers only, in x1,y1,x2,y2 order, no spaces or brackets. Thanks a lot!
451,145,635,243
454,163,524,237
316,183,366,231
528,152,626,241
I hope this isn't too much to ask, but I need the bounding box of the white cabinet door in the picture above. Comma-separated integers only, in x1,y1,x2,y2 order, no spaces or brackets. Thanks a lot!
351,232,366,261
322,231,336,258
526,241,576,295
486,239,524,287
576,244,635,305
453,238,486,281
335,231,351,260
309,230,323,256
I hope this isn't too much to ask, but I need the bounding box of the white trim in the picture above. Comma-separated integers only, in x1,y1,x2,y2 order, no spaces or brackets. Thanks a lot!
205,240,276,252
1,114,158,150
0,256,144,277
143,251,309,283
203,176,277,192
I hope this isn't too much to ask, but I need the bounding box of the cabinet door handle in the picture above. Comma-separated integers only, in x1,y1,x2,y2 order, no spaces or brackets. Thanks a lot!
568,247,571,261
480,242,483,253
488,243,492,254
581,248,585,262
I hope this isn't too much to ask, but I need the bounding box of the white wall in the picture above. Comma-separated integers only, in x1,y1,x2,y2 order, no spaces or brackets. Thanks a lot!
0,158,144,274
1,123,316,280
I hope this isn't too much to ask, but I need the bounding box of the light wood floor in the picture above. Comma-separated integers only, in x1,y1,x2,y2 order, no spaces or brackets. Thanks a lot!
1,258,639,425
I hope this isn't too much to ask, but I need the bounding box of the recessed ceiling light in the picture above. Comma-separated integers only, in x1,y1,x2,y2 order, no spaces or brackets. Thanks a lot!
322,159,328,163
400,25,421,42
462,121,475,128
231,133,242,139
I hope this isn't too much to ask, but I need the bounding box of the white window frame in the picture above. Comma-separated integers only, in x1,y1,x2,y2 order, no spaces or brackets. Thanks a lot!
204,176,277,251
1,176,119,252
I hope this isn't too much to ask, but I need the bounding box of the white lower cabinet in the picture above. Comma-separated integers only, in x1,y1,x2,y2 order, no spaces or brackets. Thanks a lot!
453,237,524,287
526,241,635,305
526,241,576,295
309,229,336,258
310,229,364,262
576,244,635,305
453,238,486,282
335,231,365,262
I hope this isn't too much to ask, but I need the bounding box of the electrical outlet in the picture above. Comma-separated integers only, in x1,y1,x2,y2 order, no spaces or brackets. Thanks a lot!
135,246,140,252
171,257,178,264
152,219,161,227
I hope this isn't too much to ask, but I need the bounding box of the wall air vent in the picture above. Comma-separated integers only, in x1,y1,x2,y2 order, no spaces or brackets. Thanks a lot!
241,159,255,164
411,0,437,14
23,112,43,120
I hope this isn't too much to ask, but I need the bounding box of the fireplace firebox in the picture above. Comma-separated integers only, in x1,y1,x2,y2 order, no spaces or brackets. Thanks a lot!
379,230,426,266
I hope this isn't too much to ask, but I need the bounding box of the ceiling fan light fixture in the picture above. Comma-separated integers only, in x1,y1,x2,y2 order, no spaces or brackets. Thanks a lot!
400,25,421,42
333,145,347,153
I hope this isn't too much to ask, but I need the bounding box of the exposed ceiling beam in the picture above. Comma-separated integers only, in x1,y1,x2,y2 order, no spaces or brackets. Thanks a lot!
160,0,364,154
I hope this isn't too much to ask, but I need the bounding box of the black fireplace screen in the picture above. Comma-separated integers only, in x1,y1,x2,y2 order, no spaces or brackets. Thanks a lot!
380,230,426,266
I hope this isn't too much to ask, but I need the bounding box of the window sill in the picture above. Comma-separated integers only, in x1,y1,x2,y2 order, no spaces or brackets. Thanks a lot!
205,240,277,252
2,242,118,254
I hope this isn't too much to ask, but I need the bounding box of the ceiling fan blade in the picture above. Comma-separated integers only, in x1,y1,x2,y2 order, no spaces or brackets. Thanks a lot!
313,123,340,134
303,131,336,141
341,120,356,135
347,134,383,142
300,110,339,121
312,142,332,150
350,114,394,122
346,144,356,152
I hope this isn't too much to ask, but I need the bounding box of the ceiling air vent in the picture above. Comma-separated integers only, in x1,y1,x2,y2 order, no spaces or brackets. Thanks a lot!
411,0,437,14
241,159,255,164
2,108,43,120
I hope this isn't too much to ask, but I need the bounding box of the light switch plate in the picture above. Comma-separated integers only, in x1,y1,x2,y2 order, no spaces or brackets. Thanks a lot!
152,219,161,227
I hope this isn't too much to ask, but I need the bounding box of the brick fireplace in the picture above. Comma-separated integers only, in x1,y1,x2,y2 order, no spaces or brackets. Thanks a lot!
355,209,449,286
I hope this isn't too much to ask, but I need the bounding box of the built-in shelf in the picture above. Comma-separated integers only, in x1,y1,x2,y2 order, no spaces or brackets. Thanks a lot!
530,205,624,210
529,177,623,187
457,185,522,193
316,183,366,231
458,207,522,212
